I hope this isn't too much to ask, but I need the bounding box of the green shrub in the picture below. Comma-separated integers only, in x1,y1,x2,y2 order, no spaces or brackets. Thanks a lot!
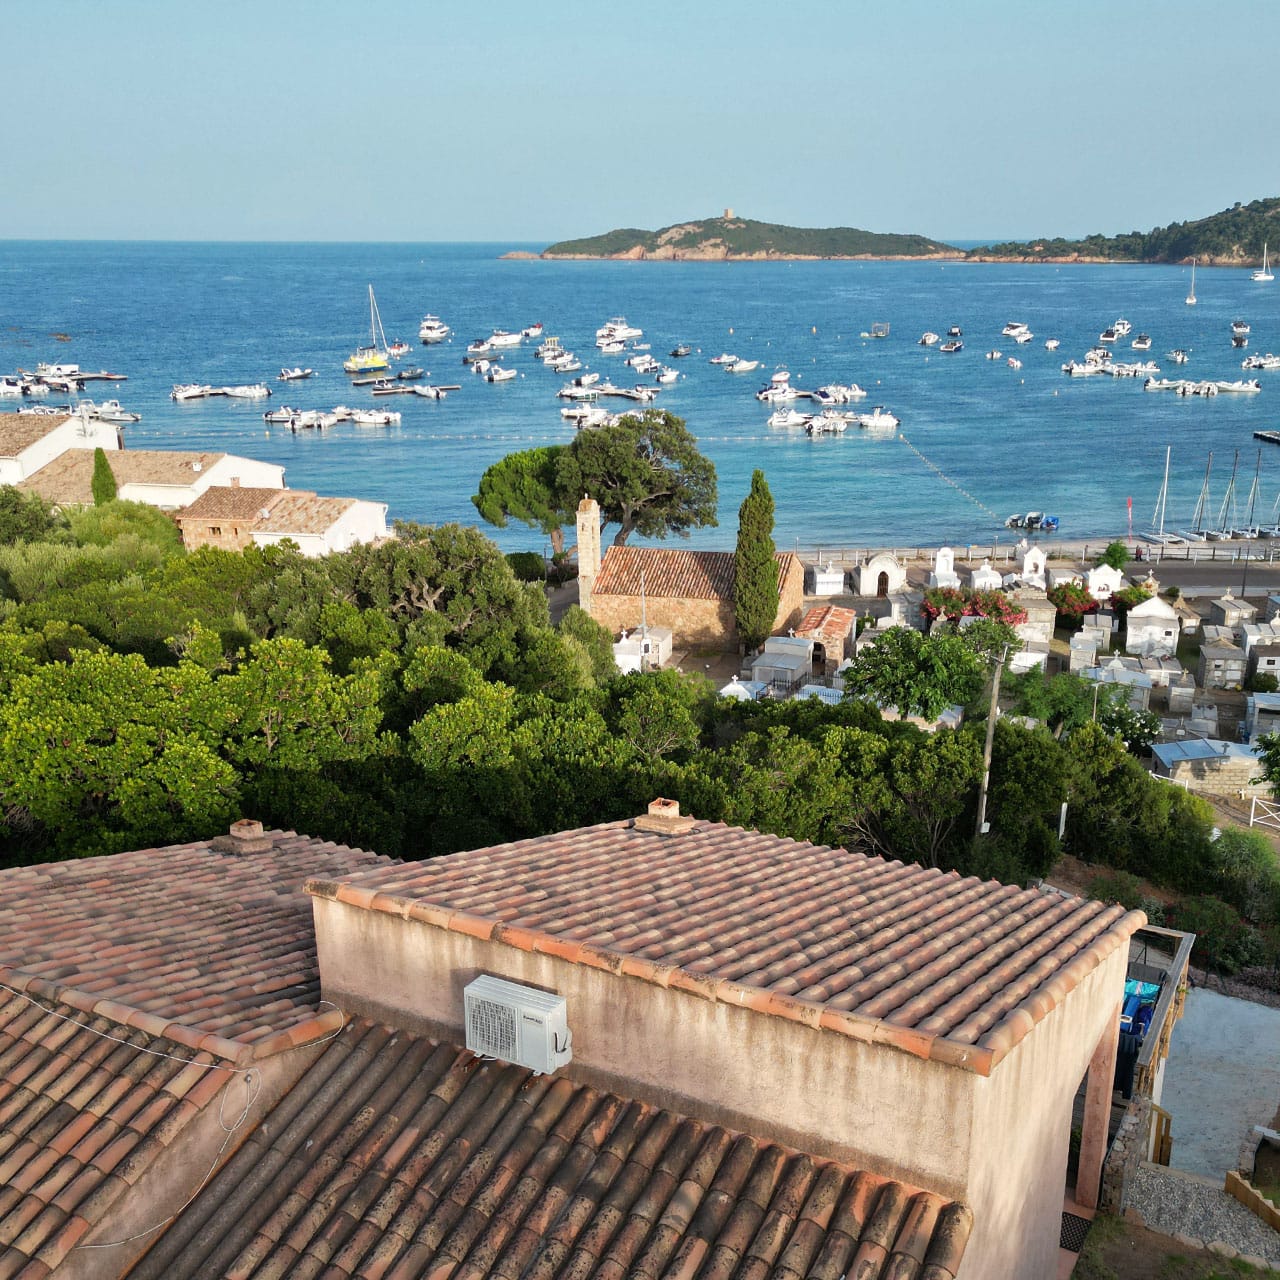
1246,672,1279,694
1086,870,1146,910
505,551,547,583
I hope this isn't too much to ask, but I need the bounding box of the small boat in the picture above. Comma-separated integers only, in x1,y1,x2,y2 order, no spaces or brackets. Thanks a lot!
854,406,899,429
0,377,24,397
170,383,218,401
1004,514,1024,529
419,315,451,343
756,383,797,402
806,412,849,435
83,398,141,423
985,350,1003,360
625,352,660,372
669,344,692,358
1112,319,1132,336
598,340,625,355
263,406,300,423
708,353,737,365
596,316,643,342
558,383,599,400
725,359,760,373
919,332,940,346
344,285,391,374
1098,328,1118,343
940,340,963,353
1233,335,1249,349
1131,334,1152,350
1063,361,1104,377
350,408,401,426
470,359,491,375
1007,357,1022,370
521,323,544,338
556,357,583,373
1012,330,1033,344
768,408,808,428
488,329,522,348
1243,353,1280,370
1252,243,1274,283
1038,515,1060,532
394,366,423,381
485,366,517,382
223,383,271,398
279,367,314,382
655,367,679,384
466,339,494,357
1232,319,1251,337
1045,338,1060,351
1168,349,1191,364
947,325,962,337
1186,258,1197,306
1214,379,1263,394
1001,322,1030,338
535,336,563,358
411,385,448,399
17,404,71,416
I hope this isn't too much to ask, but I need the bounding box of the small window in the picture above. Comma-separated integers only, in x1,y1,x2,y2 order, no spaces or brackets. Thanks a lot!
210,526,221,535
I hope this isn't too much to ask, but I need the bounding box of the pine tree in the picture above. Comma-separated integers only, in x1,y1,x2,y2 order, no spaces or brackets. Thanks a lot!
90,447,117,506
734,469,779,653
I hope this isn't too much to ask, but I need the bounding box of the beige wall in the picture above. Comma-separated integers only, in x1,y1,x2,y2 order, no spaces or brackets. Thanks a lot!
178,519,257,552
591,594,735,646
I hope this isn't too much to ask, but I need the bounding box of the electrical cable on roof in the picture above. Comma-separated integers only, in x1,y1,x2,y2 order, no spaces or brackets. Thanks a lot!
0,981,351,1251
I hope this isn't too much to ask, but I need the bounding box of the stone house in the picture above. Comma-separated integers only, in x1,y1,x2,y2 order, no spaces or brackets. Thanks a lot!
793,603,857,672
0,408,121,484
175,485,389,556
18,447,284,509
1124,596,1180,658
1011,590,1058,648
576,501,803,647
1197,640,1246,691
1151,739,1267,796
1209,594,1258,630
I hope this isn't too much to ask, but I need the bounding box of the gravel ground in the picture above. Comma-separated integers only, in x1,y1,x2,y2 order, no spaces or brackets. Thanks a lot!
1128,1164,1280,1265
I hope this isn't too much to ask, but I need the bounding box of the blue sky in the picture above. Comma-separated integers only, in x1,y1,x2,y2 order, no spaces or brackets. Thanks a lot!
4,0,1278,243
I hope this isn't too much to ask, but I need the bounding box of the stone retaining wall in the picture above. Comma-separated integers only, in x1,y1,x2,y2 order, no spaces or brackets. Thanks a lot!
1101,1095,1151,1214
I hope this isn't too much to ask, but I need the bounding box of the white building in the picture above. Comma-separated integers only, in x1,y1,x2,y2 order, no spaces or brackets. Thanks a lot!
612,625,674,675
0,410,121,485
1124,595,1180,658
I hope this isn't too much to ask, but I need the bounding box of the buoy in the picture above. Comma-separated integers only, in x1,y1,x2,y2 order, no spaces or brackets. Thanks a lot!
812,326,817,335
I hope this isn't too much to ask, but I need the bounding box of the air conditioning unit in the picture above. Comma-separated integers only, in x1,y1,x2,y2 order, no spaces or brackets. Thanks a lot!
463,975,572,1076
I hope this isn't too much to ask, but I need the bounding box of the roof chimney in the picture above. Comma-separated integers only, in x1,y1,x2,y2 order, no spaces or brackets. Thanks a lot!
211,818,274,855
633,797,698,836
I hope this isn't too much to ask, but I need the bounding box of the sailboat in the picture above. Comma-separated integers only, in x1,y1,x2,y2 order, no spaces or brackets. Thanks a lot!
1185,257,1197,306
1252,242,1274,283
344,285,391,374
1183,451,1212,540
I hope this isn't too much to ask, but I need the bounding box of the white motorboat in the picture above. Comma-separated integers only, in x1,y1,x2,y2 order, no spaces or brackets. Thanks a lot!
655,367,679,384
263,407,299,424
708,353,737,365
344,285,391,374
17,404,71,416
23,381,51,397
35,361,80,379
598,340,625,355
806,412,849,435
756,383,797,402
595,316,643,342
485,366,517,382
419,315,451,343
1045,338,1060,351
1232,319,1252,337
489,329,522,348
561,404,611,429
854,406,900,429
1214,379,1262,394
223,383,271,399
1168,349,1191,364
545,351,577,370
279,367,313,381
1112,319,1132,336
1007,357,1022,370
1062,361,1105,376
411,385,448,399
0,377,23,397
940,340,963,353
726,358,760,373
816,383,867,402
1012,331,1033,344
535,336,562,358
556,357,583,373
626,353,660,373
350,408,401,425
521,322,544,338
768,408,809,428
1001,322,1029,338
470,360,492,375
985,350,1003,360
1242,353,1280,370
466,339,493,357
1252,243,1274,283
1098,328,1118,343
1085,347,1113,364
82,399,141,423
1131,334,1152,351
1144,378,1188,392
918,332,940,346
571,371,600,387
1186,258,1197,306
171,383,217,401
558,383,599,400
947,325,962,337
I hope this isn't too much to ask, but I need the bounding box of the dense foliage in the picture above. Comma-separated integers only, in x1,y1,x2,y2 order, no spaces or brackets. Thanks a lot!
921,586,1027,627
543,215,955,259
733,470,778,652
972,196,1280,264
3,494,1277,980
91,447,117,505
1047,581,1099,622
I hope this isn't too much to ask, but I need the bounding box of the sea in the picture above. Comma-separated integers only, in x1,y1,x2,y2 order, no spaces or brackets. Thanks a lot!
2,240,1277,554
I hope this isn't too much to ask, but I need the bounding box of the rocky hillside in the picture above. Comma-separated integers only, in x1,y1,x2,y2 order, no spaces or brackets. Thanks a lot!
527,215,957,261
969,197,1280,265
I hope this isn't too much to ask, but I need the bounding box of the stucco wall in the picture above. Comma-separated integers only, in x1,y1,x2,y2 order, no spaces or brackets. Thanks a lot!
961,945,1127,1280
591,594,737,647
325,499,389,551
311,896,977,1199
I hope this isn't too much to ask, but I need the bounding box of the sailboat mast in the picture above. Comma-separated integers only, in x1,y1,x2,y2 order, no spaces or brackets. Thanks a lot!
1191,452,1213,534
1153,445,1170,539
1244,449,1262,531
1217,450,1240,535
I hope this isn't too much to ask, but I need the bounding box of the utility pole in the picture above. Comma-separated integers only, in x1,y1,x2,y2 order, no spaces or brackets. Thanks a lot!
974,646,1009,839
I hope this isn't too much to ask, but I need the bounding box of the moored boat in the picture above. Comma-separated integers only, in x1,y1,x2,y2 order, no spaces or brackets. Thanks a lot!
279,367,314,381
350,408,401,426
222,383,271,398
419,315,451,343
344,285,391,374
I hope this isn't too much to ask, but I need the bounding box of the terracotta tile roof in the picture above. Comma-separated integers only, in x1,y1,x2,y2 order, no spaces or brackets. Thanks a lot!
594,549,801,602
175,485,289,522
17,449,227,505
255,490,357,537
0,830,394,1052
794,606,857,652
311,819,1143,1075
131,1018,972,1280
0,985,231,1277
0,411,72,457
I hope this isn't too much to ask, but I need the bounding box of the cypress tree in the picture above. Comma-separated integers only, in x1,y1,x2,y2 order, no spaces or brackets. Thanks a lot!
91,447,117,505
734,469,779,653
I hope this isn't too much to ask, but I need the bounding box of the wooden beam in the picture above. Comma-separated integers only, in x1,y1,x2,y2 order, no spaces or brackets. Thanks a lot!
1076,1005,1121,1209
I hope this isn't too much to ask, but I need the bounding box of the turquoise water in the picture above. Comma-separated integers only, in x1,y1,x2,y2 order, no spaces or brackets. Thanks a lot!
1,241,1277,551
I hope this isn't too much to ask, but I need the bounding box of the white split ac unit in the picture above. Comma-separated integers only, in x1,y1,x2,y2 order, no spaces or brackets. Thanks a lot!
463,974,573,1076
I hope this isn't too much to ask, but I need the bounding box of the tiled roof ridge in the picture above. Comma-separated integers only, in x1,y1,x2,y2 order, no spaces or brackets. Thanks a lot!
0,966,345,1067
305,822,1145,1076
